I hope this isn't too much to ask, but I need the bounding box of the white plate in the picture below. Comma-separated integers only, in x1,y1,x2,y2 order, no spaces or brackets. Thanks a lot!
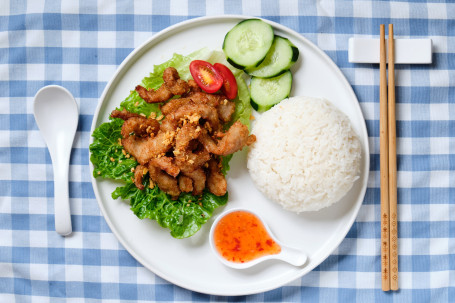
89,15,369,296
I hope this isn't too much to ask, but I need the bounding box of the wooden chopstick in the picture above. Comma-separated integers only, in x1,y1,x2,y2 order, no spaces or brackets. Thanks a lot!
388,24,399,291
379,24,399,291
379,24,390,292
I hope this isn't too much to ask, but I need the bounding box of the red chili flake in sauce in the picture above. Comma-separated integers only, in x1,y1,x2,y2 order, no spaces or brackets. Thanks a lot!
213,211,281,263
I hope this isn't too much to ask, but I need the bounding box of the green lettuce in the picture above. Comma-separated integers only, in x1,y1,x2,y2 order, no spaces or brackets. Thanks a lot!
90,49,252,238
90,118,137,181
112,183,227,239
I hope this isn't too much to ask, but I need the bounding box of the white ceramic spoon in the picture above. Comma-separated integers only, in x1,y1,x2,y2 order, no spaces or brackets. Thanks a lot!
33,85,79,236
209,208,308,269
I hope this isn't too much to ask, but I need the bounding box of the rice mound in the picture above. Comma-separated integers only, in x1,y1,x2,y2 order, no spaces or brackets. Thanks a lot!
247,96,361,212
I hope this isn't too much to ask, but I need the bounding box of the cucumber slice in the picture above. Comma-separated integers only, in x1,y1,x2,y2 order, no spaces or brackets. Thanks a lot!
250,70,292,112
246,36,299,78
222,19,274,70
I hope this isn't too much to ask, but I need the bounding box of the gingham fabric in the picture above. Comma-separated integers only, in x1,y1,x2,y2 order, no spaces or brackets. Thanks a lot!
1,0,454,302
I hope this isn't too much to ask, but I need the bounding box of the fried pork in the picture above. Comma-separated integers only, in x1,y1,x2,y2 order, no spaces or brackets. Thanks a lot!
113,67,256,199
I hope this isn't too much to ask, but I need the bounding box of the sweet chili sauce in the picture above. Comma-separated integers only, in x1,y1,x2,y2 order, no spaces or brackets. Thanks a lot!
213,211,281,263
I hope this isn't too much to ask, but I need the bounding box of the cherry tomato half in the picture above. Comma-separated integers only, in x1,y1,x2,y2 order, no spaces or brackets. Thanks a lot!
189,60,224,94
214,63,238,100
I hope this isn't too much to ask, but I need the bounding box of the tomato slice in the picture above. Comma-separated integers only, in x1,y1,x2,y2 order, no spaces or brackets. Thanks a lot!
189,60,223,94
214,63,238,100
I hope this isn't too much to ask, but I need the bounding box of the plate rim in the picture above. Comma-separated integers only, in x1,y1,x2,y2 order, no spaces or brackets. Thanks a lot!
89,14,370,296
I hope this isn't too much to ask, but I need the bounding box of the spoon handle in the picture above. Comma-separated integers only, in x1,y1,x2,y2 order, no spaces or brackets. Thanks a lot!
278,245,307,266
52,151,72,236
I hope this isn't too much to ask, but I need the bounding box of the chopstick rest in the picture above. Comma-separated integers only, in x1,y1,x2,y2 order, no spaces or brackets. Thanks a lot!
348,37,432,64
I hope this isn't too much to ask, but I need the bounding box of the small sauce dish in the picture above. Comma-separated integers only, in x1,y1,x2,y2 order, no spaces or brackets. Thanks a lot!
209,208,308,269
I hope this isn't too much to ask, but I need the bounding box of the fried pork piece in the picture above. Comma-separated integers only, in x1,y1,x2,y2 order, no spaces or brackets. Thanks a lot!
207,159,227,196
162,67,189,95
149,156,180,178
175,123,200,152
162,93,233,120
178,175,193,193
246,134,257,146
111,109,143,120
117,109,177,164
121,131,174,165
185,79,202,95
133,165,148,190
120,117,160,138
118,113,173,165
136,84,173,103
159,117,178,132
198,121,255,155
135,67,189,104
148,164,181,199
185,92,234,123
160,97,192,116
217,99,235,123
183,168,206,196
173,102,220,132
175,149,211,174
187,91,224,108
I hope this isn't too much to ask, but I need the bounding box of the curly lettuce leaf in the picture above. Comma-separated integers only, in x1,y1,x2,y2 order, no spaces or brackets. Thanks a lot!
230,74,252,128
89,118,137,181
112,182,227,239
117,91,160,117
142,49,210,87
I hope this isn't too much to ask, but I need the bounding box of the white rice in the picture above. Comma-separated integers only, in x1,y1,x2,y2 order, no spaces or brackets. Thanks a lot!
247,96,361,212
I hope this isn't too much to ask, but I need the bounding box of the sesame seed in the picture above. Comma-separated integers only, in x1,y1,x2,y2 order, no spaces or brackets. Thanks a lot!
134,101,139,107
110,157,115,162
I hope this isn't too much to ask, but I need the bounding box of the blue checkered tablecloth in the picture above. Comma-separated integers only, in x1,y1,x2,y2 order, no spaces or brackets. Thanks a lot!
1,0,454,302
